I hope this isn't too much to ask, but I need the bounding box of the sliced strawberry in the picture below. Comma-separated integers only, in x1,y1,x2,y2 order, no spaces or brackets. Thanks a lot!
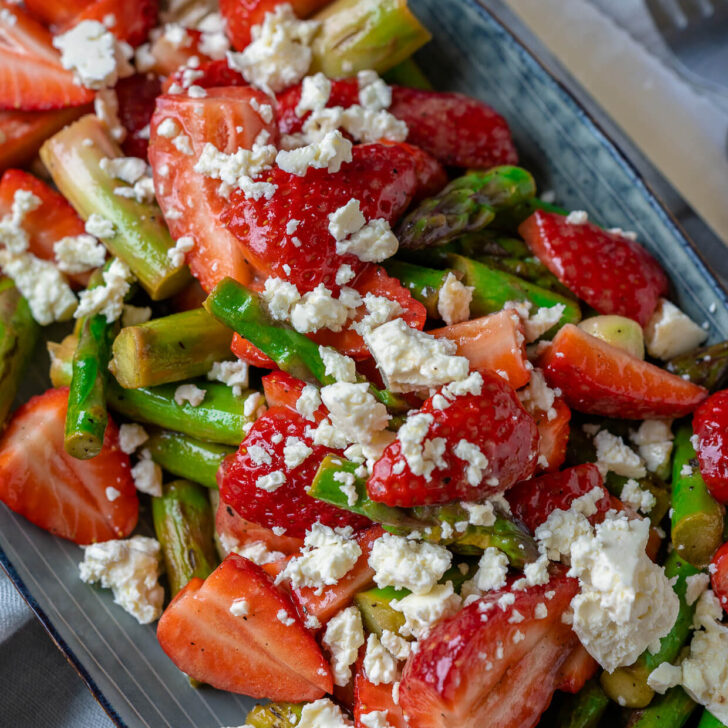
519,211,668,326
157,554,333,699
0,388,138,545
354,653,406,728
693,390,728,503
367,370,539,507
531,398,571,473
149,87,276,291
311,266,427,360
0,5,94,110
0,168,98,286
221,141,427,294
61,0,158,47
146,28,210,76
540,324,708,419
23,0,91,29
233,334,278,369
556,645,599,694
506,464,608,535
0,106,89,172
262,371,312,413
115,72,162,159
429,310,530,390
291,525,382,627
219,406,371,538
399,569,579,728
220,0,329,51
162,58,247,94
709,541,728,614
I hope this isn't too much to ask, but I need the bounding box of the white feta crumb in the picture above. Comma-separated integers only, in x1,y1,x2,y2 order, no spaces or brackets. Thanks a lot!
255,470,286,492
630,419,674,474
130,450,163,497
328,199,366,242
462,547,508,597
85,214,117,241
221,536,283,564
167,235,194,267
261,277,301,321
296,72,332,116
363,633,398,685
156,118,180,139
230,598,249,617
297,699,353,728
118,423,148,454
207,360,249,396
172,134,193,155
644,299,708,360
276,129,352,176
319,346,357,383
565,210,588,225
290,283,358,334
685,573,711,606
620,479,656,515
296,384,321,421
173,383,206,407
437,272,473,326
594,430,646,479
276,608,295,626
358,70,392,111
334,471,358,506
351,293,402,336
380,629,411,660
323,605,365,686
453,439,489,487
283,436,313,469
391,582,462,639
461,500,497,527
320,382,390,446
336,218,399,263
105,486,121,502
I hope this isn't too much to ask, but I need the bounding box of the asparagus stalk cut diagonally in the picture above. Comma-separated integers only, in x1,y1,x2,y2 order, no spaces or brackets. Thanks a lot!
624,686,696,728
245,702,305,728
698,711,728,728
554,679,610,728
667,339,728,392
40,115,190,300
382,57,432,89
109,308,234,389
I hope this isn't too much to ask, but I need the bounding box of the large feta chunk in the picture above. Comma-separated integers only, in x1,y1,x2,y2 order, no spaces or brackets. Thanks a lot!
54,234,107,274
323,605,365,686
276,129,352,176
320,382,389,446
297,699,353,728
593,429,646,479
644,298,708,360
391,581,462,638
363,633,398,685
630,419,674,474
437,272,473,326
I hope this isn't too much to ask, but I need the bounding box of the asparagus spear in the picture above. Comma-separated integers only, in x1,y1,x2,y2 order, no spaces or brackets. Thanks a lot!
382,57,432,89
383,260,459,318
667,340,728,392
0,279,38,428
355,585,408,636
40,115,190,300
145,428,234,489
624,687,696,728
396,167,536,250
152,479,218,596
671,425,724,568
479,255,575,300
49,334,260,446
554,679,610,728
310,455,539,567
109,308,234,389
310,0,431,78
491,196,568,233
698,711,728,728
448,254,581,325
64,266,117,459
600,552,701,708
245,702,304,728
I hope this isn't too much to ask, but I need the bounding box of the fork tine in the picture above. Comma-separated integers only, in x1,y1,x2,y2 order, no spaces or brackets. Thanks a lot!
647,0,689,28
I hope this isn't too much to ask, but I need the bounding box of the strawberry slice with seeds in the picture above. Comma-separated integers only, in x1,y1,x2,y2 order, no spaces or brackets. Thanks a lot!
540,324,708,419
693,390,728,503
399,568,579,728
0,388,138,545
519,211,668,326
218,406,370,538
60,0,158,47
23,0,91,29
157,554,333,699
709,541,728,615
354,652,406,728
367,370,539,507
161,58,247,94
556,645,599,694
115,72,162,159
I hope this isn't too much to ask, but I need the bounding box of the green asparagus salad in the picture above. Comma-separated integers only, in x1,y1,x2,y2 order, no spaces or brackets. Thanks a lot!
0,0,728,726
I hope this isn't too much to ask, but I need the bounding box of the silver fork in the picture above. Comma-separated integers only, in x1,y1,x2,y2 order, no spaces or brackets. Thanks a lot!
645,0,728,90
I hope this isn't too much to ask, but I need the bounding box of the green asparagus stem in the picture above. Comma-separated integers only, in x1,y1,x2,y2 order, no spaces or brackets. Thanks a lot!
64,266,117,459
554,679,610,728
624,687,696,728
49,334,260,446
698,711,728,728
396,167,536,250
245,702,304,728
671,425,724,568
40,115,190,300
383,260,458,318
600,552,701,708
448,254,581,325
667,340,728,392
109,308,234,389
152,479,218,596
382,57,432,89
490,196,568,233
309,455,539,567
310,0,431,78
0,279,38,428
479,255,575,300
145,428,234,489
355,585,408,636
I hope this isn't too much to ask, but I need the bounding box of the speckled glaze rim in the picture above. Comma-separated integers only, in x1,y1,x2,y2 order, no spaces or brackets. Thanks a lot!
1,2,727,727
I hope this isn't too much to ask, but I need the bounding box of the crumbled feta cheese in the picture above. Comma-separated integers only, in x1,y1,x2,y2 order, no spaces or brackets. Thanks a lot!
276,129,352,176
53,20,133,89
647,662,683,693
172,134,193,155
462,548,508,596
329,199,366,241
358,70,392,111
255,470,286,492
278,524,361,590
391,582,462,638
437,272,473,326
130,449,163,497
226,4,320,93
94,88,126,142
247,444,272,467
297,699,353,728
230,598,249,617
630,419,674,473
74,258,131,323
79,536,164,623
323,606,365,686
320,382,389,446
0,188,40,253
644,299,708,360
221,535,284,564
442,371,484,400
85,213,116,239
118,423,148,454
685,574,711,607
395,412,445,480
320,346,357,383
156,118,180,139
207,360,249,396
54,234,107,274
364,318,469,393
337,218,399,263
174,383,206,407
100,156,147,184
283,436,313,469
334,471,358,506
360,711,392,728
453,439,489,487
105,486,121,502
290,283,357,333
167,235,194,267
309,417,350,450
243,391,267,420
301,104,408,145
277,608,295,626
296,384,321,421
351,293,402,336
368,533,451,595
261,277,301,321
461,500,497,527
593,430,646,479
518,369,559,420
523,304,565,342
363,633,398,685
565,210,588,225
297,72,332,116
620,479,656,514
380,629,411,661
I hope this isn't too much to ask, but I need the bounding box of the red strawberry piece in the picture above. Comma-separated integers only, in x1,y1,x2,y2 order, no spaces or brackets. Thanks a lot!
114,72,162,159
709,541,728,614
399,568,579,728
162,58,247,94
556,645,599,694
232,333,278,369
693,390,728,503
61,0,158,47
23,0,91,29
0,168,98,287
277,80,517,169
367,370,539,507
261,371,317,414
354,651,406,728
0,387,138,545
519,211,668,326
220,0,329,51
220,141,426,294
540,324,708,419
219,406,370,538
0,106,89,172
0,5,94,110
506,463,609,534
527,396,571,474
149,87,276,292
157,553,333,699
